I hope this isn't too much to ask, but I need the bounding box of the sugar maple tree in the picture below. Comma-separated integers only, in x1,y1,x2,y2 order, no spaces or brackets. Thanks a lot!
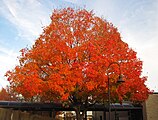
5,8,149,120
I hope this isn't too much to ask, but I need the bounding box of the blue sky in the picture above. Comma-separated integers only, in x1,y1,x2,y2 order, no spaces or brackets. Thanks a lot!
0,0,158,91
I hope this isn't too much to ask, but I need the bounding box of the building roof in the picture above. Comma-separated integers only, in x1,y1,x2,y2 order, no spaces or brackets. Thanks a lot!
0,101,142,111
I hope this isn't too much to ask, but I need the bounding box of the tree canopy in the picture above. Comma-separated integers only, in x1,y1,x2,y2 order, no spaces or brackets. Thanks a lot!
6,8,149,105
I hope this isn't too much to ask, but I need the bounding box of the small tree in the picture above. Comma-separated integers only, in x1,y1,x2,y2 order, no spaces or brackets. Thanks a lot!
0,88,16,101
5,8,150,120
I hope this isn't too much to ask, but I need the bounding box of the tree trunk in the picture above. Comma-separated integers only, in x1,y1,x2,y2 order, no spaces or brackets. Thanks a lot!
76,110,81,120
75,108,88,120
75,107,84,120
83,110,87,120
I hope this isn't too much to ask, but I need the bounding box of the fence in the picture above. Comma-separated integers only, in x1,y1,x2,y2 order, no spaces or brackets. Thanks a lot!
0,108,52,120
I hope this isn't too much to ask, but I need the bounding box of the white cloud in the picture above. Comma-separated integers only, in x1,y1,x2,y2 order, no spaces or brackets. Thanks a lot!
83,0,158,91
1,0,55,43
117,1,158,91
63,0,78,4
0,0,56,88
0,46,19,88
138,43,158,91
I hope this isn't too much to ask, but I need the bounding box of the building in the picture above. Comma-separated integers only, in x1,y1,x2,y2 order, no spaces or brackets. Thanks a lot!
144,92,158,120
0,93,157,120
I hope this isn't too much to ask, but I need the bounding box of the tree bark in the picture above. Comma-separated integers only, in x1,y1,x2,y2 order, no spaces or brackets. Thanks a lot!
75,107,84,120
76,110,81,120
83,110,87,120
75,108,88,120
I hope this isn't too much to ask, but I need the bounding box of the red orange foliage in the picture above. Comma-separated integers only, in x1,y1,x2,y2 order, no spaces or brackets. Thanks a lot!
0,88,16,101
5,8,149,105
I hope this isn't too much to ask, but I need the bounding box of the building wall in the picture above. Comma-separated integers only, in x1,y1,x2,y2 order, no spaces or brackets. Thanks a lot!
92,111,130,120
92,111,105,120
145,93,158,120
0,108,52,120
